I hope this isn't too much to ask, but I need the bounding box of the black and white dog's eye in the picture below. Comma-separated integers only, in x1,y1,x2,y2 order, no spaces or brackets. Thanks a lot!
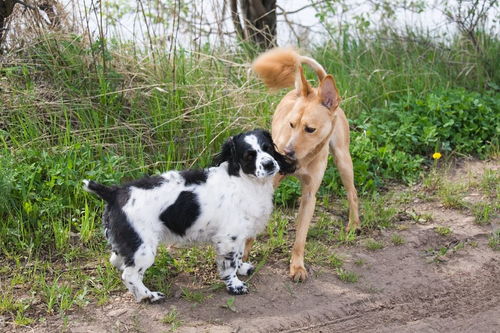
305,126,316,133
244,150,256,161
262,144,271,152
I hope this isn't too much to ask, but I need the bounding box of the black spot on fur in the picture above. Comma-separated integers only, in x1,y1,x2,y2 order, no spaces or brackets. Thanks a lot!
103,205,143,267
159,191,200,236
125,175,165,190
116,188,130,207
180,169,208,185
224,252,235,261
231,236,237,241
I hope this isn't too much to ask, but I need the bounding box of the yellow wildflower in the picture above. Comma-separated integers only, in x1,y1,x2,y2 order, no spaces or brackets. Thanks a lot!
432,152,442,160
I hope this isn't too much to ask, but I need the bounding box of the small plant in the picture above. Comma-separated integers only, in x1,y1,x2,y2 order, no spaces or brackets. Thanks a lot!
360,195,397,230
406,210,433,224
435,226,452,236
180,288,208,304
472,202,493,225
364,238,384,251
391,234,405,246
336,228,357,244
480,169,499,199
354,258,365,266
221,296,237,312
161,307,182,331
335,268,359,283
488,230,500,251
437,183,466,209
328,253,344,268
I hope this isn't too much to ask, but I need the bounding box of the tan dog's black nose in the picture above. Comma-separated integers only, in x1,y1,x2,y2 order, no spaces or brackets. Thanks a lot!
284,147,295,158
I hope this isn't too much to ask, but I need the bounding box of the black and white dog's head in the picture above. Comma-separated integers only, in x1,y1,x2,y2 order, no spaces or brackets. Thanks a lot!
213,129,296,178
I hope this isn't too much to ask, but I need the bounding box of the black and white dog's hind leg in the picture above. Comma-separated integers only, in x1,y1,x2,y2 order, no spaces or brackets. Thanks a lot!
110,251,125,270
216,240,250,295
121,244,165,303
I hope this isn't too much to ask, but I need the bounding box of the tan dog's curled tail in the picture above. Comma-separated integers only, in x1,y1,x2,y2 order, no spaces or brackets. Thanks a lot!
252,48,327,91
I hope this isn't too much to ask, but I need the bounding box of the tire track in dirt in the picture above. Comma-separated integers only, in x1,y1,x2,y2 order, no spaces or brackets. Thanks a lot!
251,259,500,333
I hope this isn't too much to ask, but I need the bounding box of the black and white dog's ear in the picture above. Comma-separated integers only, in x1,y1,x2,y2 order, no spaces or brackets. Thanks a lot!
260,129,296,175
213,136,240,176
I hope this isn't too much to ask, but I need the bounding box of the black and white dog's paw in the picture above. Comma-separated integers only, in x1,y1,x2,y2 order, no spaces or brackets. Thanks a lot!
227,281,248,295
237,262,254,276
148,291,166,303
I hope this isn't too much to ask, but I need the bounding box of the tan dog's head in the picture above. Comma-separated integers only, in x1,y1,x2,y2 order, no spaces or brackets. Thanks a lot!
277,68,340,162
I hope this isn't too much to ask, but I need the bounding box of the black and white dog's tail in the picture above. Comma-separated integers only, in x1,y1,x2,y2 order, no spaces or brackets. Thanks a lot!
83,180,116,203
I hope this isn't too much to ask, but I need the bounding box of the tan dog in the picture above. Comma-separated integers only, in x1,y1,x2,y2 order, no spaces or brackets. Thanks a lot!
248,48,360,281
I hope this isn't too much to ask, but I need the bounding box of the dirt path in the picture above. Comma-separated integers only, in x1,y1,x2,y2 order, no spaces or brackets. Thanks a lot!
23,160,500,333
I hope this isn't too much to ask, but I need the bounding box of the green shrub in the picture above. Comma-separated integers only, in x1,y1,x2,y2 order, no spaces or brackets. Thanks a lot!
354,89,499,158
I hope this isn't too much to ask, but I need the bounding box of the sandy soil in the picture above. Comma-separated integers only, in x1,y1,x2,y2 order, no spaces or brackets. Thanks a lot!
18,160,500,333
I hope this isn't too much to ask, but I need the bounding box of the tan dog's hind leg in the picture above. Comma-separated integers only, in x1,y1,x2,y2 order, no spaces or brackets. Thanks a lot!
329,112,360,231
333,146,360,231
290,160,326,281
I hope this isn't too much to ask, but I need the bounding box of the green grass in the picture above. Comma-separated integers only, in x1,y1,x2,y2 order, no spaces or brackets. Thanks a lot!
221,297,237,312
435,226,452,237
363,238,384,251
489,230,500,251
437,183,467,209
391,234,405,246
180,288,209,304
335,268,359,283
472,202,494,225
354,258,365,266
161,307,183,331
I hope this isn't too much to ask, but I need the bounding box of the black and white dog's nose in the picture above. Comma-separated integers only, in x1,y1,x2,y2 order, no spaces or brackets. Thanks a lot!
263,160,275,172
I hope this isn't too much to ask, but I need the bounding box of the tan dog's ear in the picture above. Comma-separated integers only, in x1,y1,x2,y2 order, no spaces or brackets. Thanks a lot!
318,75,340,111
295,66,311,97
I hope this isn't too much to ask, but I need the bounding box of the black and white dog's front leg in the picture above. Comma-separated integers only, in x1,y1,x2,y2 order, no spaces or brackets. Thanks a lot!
235,249,254,276
216,241,249,295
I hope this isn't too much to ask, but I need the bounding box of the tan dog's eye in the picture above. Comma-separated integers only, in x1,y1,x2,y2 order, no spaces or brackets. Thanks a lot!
290,122,295,128
305,126,316,133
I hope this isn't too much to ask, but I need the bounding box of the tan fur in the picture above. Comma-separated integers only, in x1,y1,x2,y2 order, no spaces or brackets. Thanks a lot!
248,48,361,281
252,48,327,91
252,48,299,90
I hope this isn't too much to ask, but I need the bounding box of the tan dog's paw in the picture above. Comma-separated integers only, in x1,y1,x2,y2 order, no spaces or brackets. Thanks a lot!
346,222,362,235
290,265,308,282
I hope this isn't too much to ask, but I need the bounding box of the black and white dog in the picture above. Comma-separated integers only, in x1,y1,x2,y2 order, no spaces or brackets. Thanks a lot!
83,129,295,302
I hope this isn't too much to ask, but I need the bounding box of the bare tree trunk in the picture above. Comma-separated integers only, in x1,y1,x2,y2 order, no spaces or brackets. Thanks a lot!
0,0,16,45
229,0,277,49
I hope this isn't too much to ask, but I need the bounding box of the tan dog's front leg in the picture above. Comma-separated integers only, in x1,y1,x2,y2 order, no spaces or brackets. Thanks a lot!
290,173,323,282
